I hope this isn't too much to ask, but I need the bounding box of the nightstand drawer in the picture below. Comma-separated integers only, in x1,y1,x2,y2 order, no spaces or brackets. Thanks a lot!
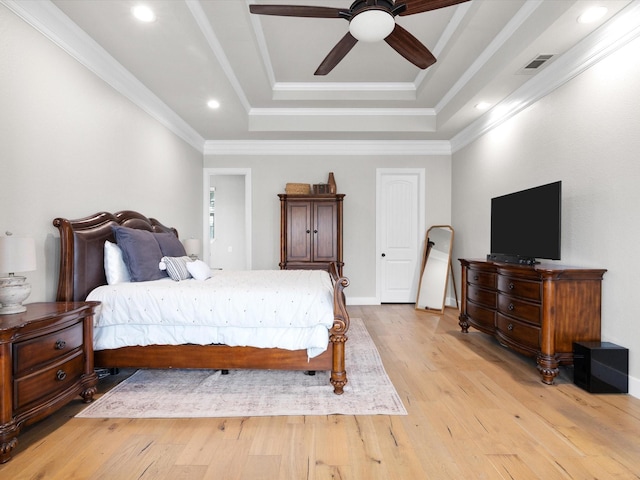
13,351,85,412
13,322,84,375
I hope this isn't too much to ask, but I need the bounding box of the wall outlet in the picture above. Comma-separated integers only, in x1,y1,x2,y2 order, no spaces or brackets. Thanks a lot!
227,246,232,253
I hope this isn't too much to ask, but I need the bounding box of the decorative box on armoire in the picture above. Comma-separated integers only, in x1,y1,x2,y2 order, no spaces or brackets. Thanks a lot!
278,193,344,276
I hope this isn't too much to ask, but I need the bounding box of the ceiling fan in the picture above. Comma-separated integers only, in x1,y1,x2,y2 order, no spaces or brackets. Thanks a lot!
249,0,471,75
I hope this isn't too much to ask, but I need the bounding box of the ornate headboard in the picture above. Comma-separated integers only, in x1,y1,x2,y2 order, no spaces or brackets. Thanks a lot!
53,211,178,302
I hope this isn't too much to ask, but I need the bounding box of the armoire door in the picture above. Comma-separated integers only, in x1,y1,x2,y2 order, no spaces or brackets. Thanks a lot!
313,201,338,263
286,201,312,263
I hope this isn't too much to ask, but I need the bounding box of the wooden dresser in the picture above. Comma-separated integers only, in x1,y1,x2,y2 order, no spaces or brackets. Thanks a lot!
279,193,344,276
459,259,606,384
0,302,99,463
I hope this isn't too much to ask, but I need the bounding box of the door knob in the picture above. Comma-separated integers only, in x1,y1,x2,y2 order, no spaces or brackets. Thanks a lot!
381,253,386,257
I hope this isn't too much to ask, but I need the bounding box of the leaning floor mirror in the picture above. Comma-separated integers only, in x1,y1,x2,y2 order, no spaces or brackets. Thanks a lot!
415,225,457,313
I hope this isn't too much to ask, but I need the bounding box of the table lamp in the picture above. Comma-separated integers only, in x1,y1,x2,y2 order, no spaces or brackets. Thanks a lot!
183,238,201,260
0,233,37,314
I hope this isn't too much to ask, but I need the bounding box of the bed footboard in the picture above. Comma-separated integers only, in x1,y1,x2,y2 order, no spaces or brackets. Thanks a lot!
329,262,350,394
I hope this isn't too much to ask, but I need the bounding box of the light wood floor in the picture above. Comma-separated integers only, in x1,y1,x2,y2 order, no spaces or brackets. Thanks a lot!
2,305,640,479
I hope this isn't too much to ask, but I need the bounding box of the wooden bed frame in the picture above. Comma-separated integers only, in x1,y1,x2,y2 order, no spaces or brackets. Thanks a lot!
53,210,350,394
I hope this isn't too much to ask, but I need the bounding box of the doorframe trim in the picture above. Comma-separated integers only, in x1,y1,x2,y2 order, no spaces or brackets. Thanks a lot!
203,168,252,269
375,168,425,303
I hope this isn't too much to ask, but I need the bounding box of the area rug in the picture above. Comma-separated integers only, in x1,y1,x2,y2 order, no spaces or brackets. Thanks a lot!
77,318,407,418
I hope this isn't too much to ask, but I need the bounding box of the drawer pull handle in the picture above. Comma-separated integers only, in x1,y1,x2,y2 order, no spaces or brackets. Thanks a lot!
508,303,515,311
508,323,514,331
508,282,515,290
473,275,479,281
55,340,66,350
56,370,67,381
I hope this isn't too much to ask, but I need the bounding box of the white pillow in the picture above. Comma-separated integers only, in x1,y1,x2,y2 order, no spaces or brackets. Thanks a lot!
160,256,192,281
104,240,130,284
186,259,212,281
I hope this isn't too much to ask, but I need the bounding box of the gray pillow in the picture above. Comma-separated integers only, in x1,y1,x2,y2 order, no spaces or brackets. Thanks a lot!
154,232,187,257
112,226,167,282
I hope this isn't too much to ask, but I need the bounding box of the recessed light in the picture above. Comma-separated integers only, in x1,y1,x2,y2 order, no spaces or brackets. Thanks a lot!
475,102,491,111
207,99,220,109
132,5,156,23
577,6,607,24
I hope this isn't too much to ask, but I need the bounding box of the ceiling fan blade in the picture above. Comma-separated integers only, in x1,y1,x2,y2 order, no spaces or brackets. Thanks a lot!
315,32,358,76
384,24,436,69
399,0,471,16
249,5,347,18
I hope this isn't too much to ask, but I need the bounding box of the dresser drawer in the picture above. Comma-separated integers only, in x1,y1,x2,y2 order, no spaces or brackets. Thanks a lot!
496,313,540,350
497,294,541,325
497,275,541,302
13,322,84,376
13,351,85,412
466,302,495,330
467,269,496,289
467,285,497,309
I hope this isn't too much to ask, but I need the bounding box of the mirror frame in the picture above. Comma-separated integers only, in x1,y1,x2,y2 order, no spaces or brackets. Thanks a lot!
415,225,455,314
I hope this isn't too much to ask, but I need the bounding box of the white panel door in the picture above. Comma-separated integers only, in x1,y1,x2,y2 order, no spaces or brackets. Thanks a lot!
377,169,424,303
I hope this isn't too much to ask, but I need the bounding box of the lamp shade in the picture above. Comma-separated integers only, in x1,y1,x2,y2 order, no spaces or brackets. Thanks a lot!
0,235,36,275
183,238,201,258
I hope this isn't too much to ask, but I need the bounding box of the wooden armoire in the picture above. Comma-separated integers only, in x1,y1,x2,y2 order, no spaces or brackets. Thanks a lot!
278,193,344,276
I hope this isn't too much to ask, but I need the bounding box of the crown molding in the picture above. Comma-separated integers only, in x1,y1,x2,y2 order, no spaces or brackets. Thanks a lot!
272,82,417,101
2,0,205,152
248,108,436,133
451,1,640,153
204,140,451,156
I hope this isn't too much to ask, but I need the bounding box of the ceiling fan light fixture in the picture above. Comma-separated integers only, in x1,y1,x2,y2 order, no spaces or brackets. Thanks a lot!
349,9,395,43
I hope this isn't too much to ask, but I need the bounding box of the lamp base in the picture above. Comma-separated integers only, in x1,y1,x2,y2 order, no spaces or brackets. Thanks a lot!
0,276,31,315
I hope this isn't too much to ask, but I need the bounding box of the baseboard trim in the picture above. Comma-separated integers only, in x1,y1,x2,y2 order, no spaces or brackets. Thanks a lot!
346,297,380,306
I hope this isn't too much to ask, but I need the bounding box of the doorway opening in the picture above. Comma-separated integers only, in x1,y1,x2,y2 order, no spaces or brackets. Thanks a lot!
203,168,252,270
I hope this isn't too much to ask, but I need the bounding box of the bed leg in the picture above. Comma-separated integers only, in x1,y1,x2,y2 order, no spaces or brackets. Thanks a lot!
221,369,229,375
330,333,348,395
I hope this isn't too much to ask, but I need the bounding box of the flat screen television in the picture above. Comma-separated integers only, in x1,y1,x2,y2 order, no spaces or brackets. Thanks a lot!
489,181,561,265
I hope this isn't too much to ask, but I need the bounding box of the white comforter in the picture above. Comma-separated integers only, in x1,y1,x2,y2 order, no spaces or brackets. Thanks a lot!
87,269,335,358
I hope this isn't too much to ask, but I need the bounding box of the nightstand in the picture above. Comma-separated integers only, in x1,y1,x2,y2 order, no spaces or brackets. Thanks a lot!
0,301,99,463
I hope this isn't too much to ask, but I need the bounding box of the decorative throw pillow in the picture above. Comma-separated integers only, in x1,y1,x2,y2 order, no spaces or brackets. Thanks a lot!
186,259,212,281
104,240,131,284
154,232,187,257
112,226,167,282
160,256,192,281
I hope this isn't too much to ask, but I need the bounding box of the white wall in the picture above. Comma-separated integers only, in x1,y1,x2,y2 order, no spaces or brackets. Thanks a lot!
204,155,452,301
0,6,202,302
452,35,640,396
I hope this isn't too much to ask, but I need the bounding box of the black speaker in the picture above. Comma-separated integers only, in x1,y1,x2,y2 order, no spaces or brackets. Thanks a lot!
573,342,628,394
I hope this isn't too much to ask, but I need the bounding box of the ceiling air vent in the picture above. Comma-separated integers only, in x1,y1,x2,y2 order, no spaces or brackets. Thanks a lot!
517,54,555,75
